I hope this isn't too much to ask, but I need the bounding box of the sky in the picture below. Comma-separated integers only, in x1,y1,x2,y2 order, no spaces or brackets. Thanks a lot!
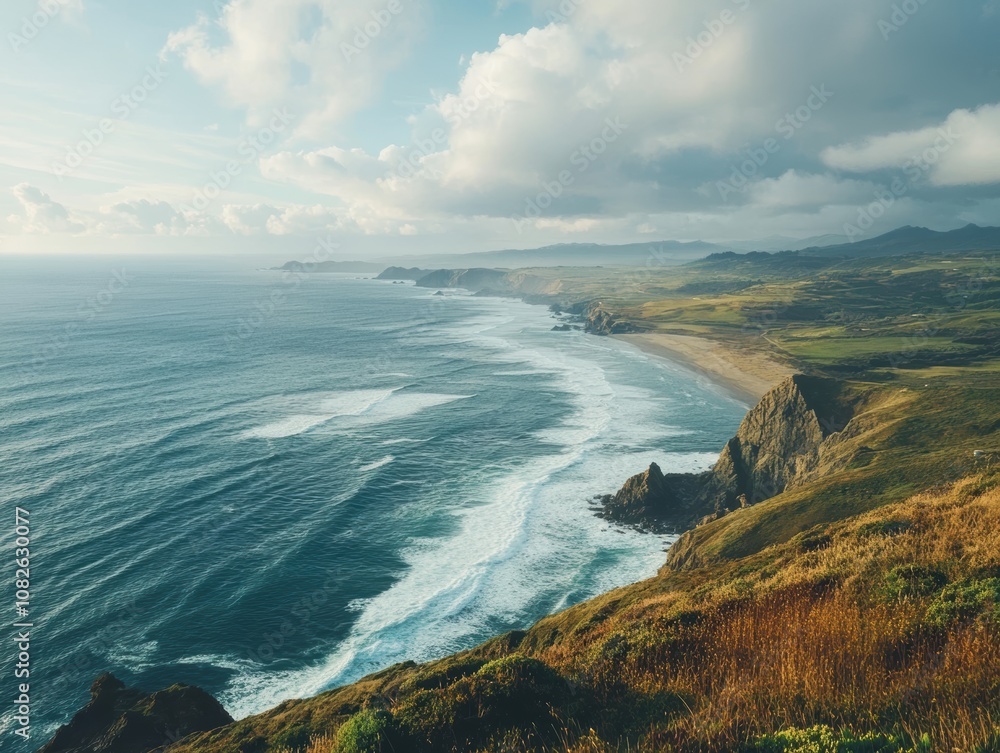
1,0,999,258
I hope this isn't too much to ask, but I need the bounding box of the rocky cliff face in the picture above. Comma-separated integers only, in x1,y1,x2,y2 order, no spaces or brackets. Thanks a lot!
414,268,513,291
376,266,428,281
599,462,711,532
39,674,232,753
600,375,855,533
583,305,640,335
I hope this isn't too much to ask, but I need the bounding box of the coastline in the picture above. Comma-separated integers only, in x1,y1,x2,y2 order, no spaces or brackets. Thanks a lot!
614,332,795,404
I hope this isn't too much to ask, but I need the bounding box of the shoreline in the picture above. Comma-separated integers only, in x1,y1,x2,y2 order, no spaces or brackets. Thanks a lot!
614,333,795,405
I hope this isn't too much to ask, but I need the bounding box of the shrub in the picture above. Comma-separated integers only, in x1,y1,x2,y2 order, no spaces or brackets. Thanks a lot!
393,655,567,750
925,578,1000,626
272,725,315,751
750,725,923,753
881,565,947,600
333,709,395,753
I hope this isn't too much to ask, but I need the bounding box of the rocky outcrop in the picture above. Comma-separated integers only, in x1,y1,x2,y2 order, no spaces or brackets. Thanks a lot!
600,375,855,533
415,268,513,291
599,463,711,532
584,305,640,335
39,673,232,753
376,266,429,281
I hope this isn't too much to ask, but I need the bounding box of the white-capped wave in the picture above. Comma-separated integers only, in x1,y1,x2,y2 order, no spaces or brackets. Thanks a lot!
212,290,743,722
359,456,395,473
240,390,471,440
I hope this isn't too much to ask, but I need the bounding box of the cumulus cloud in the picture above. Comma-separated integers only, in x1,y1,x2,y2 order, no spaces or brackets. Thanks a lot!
821,104,1000,186
95,199,190,235
249,0,1000,240
27,0,1000,247
8,184,85,234
162,0,421,136
745,171,881,212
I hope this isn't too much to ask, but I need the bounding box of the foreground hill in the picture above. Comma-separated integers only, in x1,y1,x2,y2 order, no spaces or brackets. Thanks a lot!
44,249,999,752
142,376,998,753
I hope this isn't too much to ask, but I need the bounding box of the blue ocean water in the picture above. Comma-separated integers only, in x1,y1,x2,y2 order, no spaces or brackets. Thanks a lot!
0,258,746,737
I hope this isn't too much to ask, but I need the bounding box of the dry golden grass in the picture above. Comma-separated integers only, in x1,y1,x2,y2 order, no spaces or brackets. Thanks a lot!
526,476,1000,751
169,476,1000,753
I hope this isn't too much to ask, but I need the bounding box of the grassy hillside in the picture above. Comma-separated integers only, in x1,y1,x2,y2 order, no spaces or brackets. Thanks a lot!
165,471,1000,752
147,252,1000,752
530,252,1000,376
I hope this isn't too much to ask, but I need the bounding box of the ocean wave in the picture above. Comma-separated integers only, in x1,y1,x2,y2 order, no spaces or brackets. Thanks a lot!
359,456,395,473
240,390,471,440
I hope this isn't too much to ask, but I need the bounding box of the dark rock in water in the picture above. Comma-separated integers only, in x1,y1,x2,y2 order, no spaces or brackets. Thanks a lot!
551,324,573,331
434,290,445,296
599,463,711,533
39,673,233,753
600,375,857,539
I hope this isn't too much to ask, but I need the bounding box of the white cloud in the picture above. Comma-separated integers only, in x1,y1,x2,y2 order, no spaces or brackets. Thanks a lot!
162,0,421,136
93,199,195,236
13,0,1000,251
746,171,879,211
822,104,1000,186
8,184,85,234
257,1,978,230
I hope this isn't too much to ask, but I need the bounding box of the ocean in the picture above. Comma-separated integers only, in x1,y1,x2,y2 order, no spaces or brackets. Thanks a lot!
0,258,747,737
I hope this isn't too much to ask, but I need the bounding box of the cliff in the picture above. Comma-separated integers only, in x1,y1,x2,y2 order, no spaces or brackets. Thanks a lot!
39,379,1000,752
582,304,641,335
600,375,856,533
376,266,429,280
414,268,513,291
39,673,232,753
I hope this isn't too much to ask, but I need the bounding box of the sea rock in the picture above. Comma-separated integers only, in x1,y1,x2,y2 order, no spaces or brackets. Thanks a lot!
599,463,710,532
39,673,233,753
376,266,428,281
600,375,855,535
583,304,639,335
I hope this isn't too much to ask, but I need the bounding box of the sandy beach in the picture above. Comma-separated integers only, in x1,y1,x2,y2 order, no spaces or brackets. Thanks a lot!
616,333,795,405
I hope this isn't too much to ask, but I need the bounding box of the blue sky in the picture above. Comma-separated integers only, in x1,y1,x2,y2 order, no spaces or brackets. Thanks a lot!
2,0,1000,257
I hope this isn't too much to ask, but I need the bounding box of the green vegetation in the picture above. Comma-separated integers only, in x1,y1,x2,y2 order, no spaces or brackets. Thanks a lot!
156,249,999,752
750,726,925,753
531,250,1000,378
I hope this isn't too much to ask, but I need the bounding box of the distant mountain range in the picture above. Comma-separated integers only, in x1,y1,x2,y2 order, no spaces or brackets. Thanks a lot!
386,240,726,269
279,224,1000,274
795,223,1000,258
